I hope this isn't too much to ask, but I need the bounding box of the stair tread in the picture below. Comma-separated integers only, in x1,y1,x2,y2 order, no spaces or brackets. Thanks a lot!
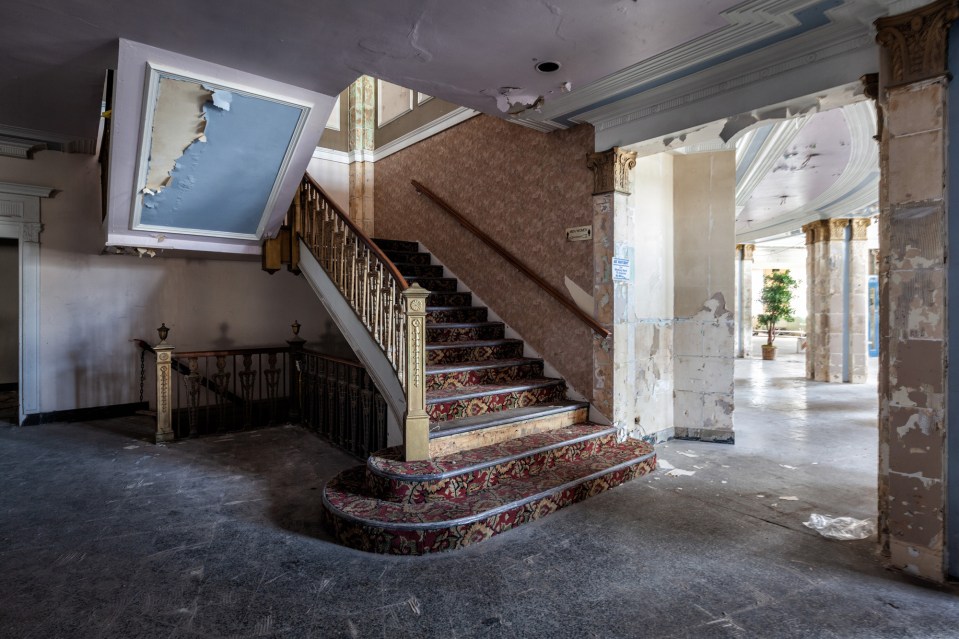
426,377,563,404
369,422,615,481
430,400,588,438
426,338,522,351
427,357,541,374
324,439,654,528
426,321,501,327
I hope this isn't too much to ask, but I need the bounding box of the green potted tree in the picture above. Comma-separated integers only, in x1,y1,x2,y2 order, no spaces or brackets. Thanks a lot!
757,270,798,360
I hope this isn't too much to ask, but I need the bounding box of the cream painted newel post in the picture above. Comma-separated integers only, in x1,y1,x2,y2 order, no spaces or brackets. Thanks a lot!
402,283,431,461
154,323,175,444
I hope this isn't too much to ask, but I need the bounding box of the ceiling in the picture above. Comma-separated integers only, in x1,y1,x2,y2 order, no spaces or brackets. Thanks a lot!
2,0,898,247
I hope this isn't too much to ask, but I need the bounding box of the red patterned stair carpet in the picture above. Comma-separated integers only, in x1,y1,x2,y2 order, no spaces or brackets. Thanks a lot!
321,239,656,554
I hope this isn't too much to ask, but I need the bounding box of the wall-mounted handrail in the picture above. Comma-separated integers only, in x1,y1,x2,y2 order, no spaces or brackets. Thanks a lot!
411,179,611,339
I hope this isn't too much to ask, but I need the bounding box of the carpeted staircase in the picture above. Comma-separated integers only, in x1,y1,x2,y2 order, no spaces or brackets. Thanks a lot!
322,239,656,554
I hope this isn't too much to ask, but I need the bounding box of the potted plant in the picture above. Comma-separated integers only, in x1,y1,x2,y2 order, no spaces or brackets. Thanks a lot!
757,270,798,360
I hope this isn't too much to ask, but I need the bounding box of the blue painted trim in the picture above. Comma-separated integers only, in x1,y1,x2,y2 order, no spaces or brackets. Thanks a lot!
946,21,959,580
736,123,774,184
554,0,843,127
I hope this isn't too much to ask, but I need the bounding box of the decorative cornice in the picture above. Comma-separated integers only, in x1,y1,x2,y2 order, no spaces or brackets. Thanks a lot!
312,147,350,164
0,182,56,198
876,0,959,85
528,0,871,124
735,116,812,209
586,148,638,195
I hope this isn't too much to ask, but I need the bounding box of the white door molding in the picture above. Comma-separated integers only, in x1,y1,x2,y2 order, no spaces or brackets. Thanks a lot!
0,183,52,424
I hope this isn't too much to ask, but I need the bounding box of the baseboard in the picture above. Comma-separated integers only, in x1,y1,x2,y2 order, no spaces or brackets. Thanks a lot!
0,382,17,392
635,426,735,445
673,427,735,444
20,401,149,426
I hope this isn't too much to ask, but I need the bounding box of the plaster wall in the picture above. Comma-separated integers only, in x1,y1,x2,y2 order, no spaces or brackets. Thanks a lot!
672,152,736,441
629,154,675,437
0,151,347,414
306,157,349,212
0,240,16,384
374,115,596,400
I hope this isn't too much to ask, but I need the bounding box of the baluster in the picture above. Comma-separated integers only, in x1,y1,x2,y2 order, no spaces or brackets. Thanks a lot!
238,354,256,429
185,356,201,438
212,355,231,432
348,367,360,456
264,352,280,424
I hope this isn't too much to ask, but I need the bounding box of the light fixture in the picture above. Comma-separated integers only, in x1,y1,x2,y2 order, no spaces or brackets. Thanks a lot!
535,61,561,73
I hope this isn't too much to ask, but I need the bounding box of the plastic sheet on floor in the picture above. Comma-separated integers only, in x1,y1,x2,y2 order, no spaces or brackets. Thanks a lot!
803,513,875,540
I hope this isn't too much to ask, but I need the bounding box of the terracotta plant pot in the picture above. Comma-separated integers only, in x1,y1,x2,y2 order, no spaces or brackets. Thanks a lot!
761,344,776,360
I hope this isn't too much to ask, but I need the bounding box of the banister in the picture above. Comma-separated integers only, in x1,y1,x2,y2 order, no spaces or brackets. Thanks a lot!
410,179,611,339
302,174,409,290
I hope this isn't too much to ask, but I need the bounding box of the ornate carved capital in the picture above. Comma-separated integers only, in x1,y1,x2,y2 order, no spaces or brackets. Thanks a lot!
21,222,42,243
743,244,755,261
876,0,959,85
851,218,871,241
801,221,821,245
826,218,850,241
586,147,638,195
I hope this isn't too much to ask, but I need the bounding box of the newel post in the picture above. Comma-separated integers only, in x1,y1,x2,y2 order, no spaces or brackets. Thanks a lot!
154,323,175,444
402,284,431,461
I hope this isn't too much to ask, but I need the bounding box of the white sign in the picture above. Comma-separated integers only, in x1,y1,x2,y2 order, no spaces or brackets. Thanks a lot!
566,225,592,241
612,257,631,281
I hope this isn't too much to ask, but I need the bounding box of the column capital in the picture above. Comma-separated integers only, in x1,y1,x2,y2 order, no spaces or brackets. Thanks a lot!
743,244,755,261
826,218,850,241
850,218,871,241
876,0,959,86
586,147,638,195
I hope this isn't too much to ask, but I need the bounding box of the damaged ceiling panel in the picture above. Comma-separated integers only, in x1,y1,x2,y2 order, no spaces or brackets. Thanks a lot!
132,68,308,239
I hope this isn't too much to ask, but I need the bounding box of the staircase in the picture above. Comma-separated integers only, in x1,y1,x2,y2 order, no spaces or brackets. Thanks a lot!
322,239,656,554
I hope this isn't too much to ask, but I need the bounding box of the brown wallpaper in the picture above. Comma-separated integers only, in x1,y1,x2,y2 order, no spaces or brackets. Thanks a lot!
375,115,596,399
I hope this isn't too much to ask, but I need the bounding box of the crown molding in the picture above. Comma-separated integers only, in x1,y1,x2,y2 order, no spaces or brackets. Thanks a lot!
373,107,479,161
0,182,56,198
312,147,350,164
735,115,813,208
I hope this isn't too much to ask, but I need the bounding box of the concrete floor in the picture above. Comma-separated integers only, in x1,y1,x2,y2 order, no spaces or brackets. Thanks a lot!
1,357,958,638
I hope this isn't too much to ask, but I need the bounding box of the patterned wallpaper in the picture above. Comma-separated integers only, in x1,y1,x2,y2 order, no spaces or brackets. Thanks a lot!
375,115,596,399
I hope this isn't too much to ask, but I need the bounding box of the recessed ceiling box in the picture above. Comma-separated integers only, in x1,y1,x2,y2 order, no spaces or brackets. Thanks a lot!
105,39,335,255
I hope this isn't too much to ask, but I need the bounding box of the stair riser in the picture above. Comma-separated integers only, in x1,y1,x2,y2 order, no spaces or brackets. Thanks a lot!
426,324,504,343
426,361,543,392
409,278,458,292
428,292,472,307
430,406,589,457
368,433,619,503
427,383,566,422
373,239,418,252
383,251,431,265
324,455,657,555
426,341,524,365
427,307,488,323
397,264,445,278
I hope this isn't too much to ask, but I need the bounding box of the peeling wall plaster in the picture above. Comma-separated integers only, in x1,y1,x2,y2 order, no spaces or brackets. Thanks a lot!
143,78,211,192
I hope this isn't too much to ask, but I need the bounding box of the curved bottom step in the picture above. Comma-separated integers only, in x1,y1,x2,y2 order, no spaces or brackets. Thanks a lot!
322,440,656,554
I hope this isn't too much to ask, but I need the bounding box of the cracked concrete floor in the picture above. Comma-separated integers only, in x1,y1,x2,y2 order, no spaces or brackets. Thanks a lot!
0,355,958,638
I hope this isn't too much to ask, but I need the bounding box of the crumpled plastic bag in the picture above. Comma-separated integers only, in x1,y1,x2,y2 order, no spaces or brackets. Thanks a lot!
803,513,876,540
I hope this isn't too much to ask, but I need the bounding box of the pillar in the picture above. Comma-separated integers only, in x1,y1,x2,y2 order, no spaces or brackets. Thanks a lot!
402,283,431,461
154,340,175,444
348,75,375,235
587,147,638,438
802,218,869,383
875,0,957,581
734,243,755,358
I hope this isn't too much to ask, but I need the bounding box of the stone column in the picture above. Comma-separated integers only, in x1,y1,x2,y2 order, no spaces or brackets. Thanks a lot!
348,75,375,235
875,0,957,582
587,147,637,438
803,222,820,380
734,243,755,358
848,219,871,383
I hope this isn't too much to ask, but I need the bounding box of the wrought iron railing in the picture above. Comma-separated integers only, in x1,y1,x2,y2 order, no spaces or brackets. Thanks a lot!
136,331,388,458
299,348,387,457
265,175,431,460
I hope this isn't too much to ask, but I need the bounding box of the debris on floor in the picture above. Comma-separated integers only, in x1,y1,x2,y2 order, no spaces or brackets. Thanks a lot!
803,514,876,540
666,468,696,477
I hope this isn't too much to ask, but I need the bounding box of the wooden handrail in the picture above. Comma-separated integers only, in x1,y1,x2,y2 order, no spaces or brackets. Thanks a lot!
411,180,611,339
303,174,409,290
